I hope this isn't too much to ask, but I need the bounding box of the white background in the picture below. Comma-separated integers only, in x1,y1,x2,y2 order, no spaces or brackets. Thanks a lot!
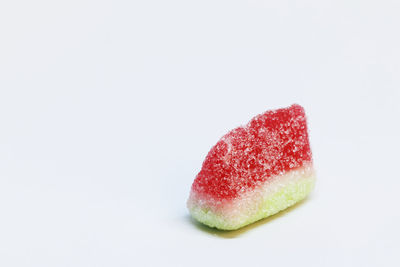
1,1,399,266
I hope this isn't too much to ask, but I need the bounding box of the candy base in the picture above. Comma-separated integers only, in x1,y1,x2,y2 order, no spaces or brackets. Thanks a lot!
188,166,316,230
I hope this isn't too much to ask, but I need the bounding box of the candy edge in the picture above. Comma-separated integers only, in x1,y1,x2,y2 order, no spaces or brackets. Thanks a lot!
187,168,316,230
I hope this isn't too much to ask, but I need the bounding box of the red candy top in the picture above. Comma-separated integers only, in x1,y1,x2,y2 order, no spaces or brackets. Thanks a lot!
191,104,312,200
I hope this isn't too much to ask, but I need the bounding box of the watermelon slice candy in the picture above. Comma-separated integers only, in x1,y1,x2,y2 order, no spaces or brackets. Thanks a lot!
187,104,316,230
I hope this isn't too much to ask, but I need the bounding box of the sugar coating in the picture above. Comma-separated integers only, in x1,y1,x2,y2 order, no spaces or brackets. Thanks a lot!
187,104,315,230
192,104,312,201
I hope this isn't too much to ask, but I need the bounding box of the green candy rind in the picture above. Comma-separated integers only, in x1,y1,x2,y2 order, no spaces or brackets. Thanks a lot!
189,175,316,230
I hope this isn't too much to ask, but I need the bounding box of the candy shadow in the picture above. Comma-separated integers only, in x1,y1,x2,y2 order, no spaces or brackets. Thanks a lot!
187,197,311,238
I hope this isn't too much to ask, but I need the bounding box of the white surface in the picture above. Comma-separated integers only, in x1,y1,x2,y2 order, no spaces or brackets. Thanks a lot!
1,1,399,266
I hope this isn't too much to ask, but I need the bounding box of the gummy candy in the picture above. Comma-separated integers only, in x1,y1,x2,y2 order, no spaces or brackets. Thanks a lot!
187,104,316,230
